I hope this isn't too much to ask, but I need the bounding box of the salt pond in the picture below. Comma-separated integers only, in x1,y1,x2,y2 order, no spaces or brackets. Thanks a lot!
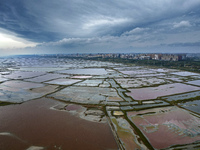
45,78,81,85
163,91,200,102
25,73,69,83
115,77,168,88
16,67,67,72
0,80,58,103
178,99,200,114
187,79,200,86
75,79,103,87
0,75,8,82
0,98,118,150
171,71,200,77
126,83,200,100
3,71,46,79
127,106,200,149
48,86,123,104
71,75,92,79
56,68,108,75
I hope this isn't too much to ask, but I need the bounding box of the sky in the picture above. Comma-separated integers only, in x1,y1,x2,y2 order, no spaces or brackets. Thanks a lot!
0,0,200,55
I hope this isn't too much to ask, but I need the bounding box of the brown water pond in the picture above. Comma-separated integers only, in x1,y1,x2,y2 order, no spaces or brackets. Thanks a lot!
0,98,118,150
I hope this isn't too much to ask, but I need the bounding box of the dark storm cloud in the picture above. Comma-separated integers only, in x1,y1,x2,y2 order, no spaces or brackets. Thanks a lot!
0,0,200,53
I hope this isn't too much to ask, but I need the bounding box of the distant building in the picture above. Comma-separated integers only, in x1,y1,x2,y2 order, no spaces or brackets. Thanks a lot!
139,55,151,60
154,54,162,60
160,54,183,61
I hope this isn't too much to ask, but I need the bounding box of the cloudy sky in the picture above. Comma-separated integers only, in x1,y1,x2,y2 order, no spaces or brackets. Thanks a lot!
0,0,200,55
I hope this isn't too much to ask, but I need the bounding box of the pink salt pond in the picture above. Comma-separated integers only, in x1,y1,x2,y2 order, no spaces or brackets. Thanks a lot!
126,83,200,100
127,106,200,149
0,98,118,150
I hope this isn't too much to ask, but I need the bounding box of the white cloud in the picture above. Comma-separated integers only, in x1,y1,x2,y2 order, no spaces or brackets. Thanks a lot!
41,36,115,47
0,31,37,49
82,17,130,30
173,21,191,28
122,27,149,35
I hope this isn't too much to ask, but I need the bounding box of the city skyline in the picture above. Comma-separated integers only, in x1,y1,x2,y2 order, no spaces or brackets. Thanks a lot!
0,0,200,55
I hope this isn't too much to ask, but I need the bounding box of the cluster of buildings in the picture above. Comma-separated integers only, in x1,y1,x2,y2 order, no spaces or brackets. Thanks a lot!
18,53,189,61
84,53,186,61
133,54,186,61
